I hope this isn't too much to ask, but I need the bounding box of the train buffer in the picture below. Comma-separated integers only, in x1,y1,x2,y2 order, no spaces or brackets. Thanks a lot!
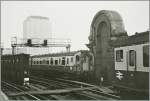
8,87,96,96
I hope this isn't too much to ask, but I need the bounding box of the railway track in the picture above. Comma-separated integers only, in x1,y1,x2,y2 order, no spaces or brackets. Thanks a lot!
1,76,120,100
1,81,40,100
30,76,120,100
56,78,120,99
2,81,67,100
1,80,92,100
29,76,97,100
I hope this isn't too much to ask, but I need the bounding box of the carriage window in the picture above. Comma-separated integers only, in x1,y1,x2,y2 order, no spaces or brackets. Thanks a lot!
59,58,61,64
62,57,65,65
50,58,53,65
76,55,80,62
71,57,73,62
67,58,69,64
47,60,49,64
40,61,42,64
116,50,123,62
129,50,136,66
143,45,149,67
55,60,58,65
37,61,39,64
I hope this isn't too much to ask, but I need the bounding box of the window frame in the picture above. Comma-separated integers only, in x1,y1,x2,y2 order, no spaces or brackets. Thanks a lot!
50,58,53,65
67,58,69,64
143,45,149,67
59,58,61,64
40,60,42,64
116,49,123,62
76,55,80,62
129,50,136,66
46,60,49,64
62,57,65,65
55,60,58,65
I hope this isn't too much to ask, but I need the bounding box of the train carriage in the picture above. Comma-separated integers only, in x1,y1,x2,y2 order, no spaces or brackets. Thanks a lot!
112,31,149,95
30,50,94,81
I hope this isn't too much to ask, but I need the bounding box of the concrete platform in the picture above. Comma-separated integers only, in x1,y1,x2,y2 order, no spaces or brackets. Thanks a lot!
0,91,8,100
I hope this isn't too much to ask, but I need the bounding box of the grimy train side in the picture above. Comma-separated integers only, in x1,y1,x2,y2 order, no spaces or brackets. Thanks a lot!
30,50,94,81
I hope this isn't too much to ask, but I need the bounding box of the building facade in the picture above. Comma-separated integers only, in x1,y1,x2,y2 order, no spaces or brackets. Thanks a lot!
23,16,52,55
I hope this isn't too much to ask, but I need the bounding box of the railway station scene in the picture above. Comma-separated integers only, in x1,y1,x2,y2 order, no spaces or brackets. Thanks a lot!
1,1,149,100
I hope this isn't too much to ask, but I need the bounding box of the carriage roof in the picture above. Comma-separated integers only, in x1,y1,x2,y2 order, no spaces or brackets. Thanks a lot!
31,50,89,58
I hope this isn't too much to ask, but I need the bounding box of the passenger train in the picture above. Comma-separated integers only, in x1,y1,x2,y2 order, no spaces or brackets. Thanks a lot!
112,31,149,95
30,31,149,95
30,50,94,81
1,31,148,97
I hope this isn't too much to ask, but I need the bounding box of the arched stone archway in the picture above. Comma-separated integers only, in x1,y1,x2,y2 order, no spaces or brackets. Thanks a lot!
87,10,127,84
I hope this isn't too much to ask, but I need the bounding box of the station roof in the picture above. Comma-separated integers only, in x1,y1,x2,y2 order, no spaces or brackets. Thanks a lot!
111,31,149,47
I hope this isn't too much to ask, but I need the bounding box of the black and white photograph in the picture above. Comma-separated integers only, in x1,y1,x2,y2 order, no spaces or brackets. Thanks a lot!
0,1,149,100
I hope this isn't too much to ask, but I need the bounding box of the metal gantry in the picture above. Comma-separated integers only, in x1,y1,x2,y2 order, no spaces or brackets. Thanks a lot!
11,37,71,55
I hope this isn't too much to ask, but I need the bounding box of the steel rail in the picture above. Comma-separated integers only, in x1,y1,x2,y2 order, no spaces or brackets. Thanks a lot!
1,81,40,100
30,76,120,100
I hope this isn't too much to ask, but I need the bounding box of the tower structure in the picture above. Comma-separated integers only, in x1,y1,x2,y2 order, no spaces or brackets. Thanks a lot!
87,10,127,84
23,16,52,55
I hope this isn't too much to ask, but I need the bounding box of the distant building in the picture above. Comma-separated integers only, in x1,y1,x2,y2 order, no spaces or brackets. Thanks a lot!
23,16,52,55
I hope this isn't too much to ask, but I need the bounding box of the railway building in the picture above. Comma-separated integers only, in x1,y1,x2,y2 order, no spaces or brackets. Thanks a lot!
1,54,30,85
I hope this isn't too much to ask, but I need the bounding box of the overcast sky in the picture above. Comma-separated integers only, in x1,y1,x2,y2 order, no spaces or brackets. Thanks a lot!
1,1,149,51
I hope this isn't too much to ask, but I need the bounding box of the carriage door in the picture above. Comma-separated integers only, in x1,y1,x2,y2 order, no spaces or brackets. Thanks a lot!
127,50,136,86
128,50,136,71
